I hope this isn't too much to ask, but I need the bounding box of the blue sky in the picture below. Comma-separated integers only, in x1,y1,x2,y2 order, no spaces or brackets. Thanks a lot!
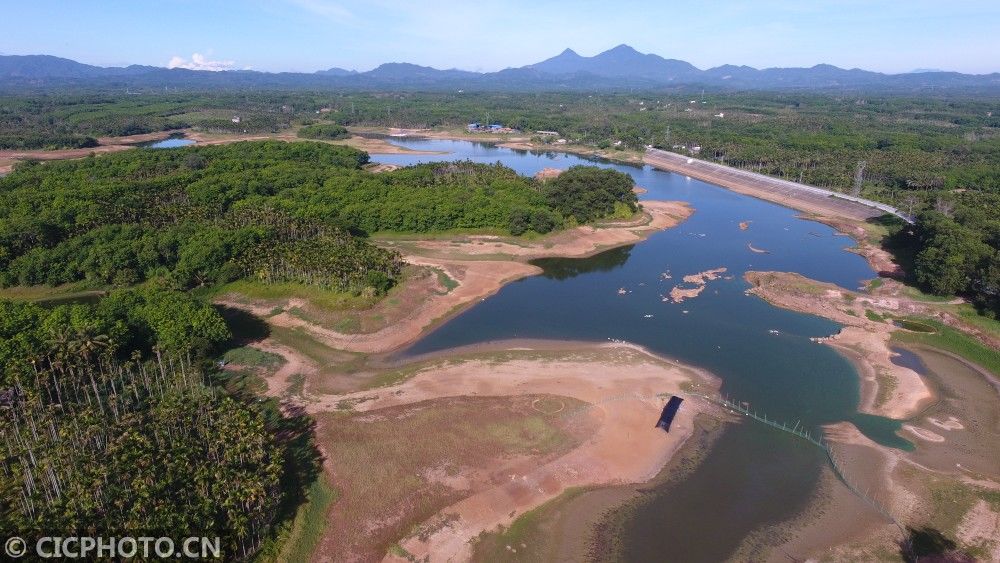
3,0,998,74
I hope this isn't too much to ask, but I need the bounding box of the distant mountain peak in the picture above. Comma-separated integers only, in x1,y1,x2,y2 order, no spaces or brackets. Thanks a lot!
604,44,640,54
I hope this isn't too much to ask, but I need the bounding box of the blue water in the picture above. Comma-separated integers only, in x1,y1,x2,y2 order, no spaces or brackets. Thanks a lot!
141,136,195,149
373,138,907,560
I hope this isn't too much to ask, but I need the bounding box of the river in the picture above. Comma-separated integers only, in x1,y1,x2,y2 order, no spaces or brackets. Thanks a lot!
373,138,910,561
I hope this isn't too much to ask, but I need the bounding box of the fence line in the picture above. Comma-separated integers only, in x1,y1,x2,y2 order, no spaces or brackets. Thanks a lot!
702,394,903,531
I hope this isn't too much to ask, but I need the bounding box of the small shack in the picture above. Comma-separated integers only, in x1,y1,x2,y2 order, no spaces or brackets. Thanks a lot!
655,396,683,432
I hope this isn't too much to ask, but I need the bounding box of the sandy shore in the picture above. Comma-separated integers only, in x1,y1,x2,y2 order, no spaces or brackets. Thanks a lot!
305,343,718,562
744,271,933,419
219,200,693,354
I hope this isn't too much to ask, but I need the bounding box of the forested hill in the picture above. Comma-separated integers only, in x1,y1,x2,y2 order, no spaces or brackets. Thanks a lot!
0,141,636,291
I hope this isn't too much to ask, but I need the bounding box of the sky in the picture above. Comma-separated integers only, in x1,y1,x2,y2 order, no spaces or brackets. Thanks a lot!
2,0,998,74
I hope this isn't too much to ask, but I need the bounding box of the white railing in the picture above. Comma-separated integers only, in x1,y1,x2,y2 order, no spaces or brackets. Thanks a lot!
646,148,914,224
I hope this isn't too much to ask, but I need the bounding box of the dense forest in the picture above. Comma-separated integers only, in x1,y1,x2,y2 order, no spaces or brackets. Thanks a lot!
296,123,350,140
0,142,394,292
0,286,313,556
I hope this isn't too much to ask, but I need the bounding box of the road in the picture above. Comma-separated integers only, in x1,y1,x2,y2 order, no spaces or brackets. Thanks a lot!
644,148,912,224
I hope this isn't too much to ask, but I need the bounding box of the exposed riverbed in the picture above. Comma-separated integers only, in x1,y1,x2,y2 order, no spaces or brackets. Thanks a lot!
373,138,910,560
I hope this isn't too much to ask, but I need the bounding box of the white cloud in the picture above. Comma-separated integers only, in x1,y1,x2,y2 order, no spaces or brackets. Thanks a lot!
167,53,236,72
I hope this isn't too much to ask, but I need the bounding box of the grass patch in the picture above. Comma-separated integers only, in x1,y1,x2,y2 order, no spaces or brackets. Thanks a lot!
314,395,585,559
220,369,268,394
866,278,884,291
873,368,898,409
333,316,362,333
0,282,106,303
902,286,956,303
434,268,459,293
274,477,338,563
865,309,885,323
284,373,306,398
472,487,589,562
269,326,342,365
222,346,285,369
209,279,374,311
893,319,936,333
361,364,424,390
948,303,1000,339
892,318,1000,376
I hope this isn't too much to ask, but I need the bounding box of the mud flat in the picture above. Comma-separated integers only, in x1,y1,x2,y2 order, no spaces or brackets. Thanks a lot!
301,343,719,562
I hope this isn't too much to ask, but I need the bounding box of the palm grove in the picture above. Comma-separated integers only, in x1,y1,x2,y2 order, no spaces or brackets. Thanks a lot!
0,139,637,556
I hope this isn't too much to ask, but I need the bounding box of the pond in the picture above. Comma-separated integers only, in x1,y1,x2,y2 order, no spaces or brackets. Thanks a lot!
138,134,195,149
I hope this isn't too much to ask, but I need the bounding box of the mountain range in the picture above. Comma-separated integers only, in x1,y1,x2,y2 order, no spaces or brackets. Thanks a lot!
2,45,997,92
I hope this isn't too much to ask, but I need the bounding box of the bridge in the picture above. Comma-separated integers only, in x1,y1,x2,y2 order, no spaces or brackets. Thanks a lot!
644,148,913,224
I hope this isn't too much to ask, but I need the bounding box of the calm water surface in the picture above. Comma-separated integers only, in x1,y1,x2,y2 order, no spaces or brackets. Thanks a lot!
375,139,908,561
140,135,195,149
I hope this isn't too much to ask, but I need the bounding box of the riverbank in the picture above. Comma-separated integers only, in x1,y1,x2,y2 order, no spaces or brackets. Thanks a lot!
216,200,693,355
0,130,179,173
644,148,897,223
742,270,1000,561
744,270,933,419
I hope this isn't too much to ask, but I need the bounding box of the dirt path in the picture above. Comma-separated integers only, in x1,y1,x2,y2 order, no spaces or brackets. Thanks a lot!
306,343,718,562
251,339,317,398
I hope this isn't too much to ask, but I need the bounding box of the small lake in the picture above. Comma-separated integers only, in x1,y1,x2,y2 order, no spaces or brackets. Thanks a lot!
138,135,195,149
374,138,909,560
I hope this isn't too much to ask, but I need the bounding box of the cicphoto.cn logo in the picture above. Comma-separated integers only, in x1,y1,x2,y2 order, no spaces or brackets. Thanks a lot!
4,536,221,559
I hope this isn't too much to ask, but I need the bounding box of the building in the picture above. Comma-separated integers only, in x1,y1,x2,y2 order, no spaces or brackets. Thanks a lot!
467,122,516,134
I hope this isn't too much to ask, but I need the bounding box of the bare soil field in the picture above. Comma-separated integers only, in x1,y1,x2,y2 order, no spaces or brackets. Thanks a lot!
304,344,718,562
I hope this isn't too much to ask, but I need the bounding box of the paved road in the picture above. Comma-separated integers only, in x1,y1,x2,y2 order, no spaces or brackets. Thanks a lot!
644,149,913,224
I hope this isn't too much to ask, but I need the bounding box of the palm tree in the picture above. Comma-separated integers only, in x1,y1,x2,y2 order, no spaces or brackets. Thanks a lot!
71,328,110,365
